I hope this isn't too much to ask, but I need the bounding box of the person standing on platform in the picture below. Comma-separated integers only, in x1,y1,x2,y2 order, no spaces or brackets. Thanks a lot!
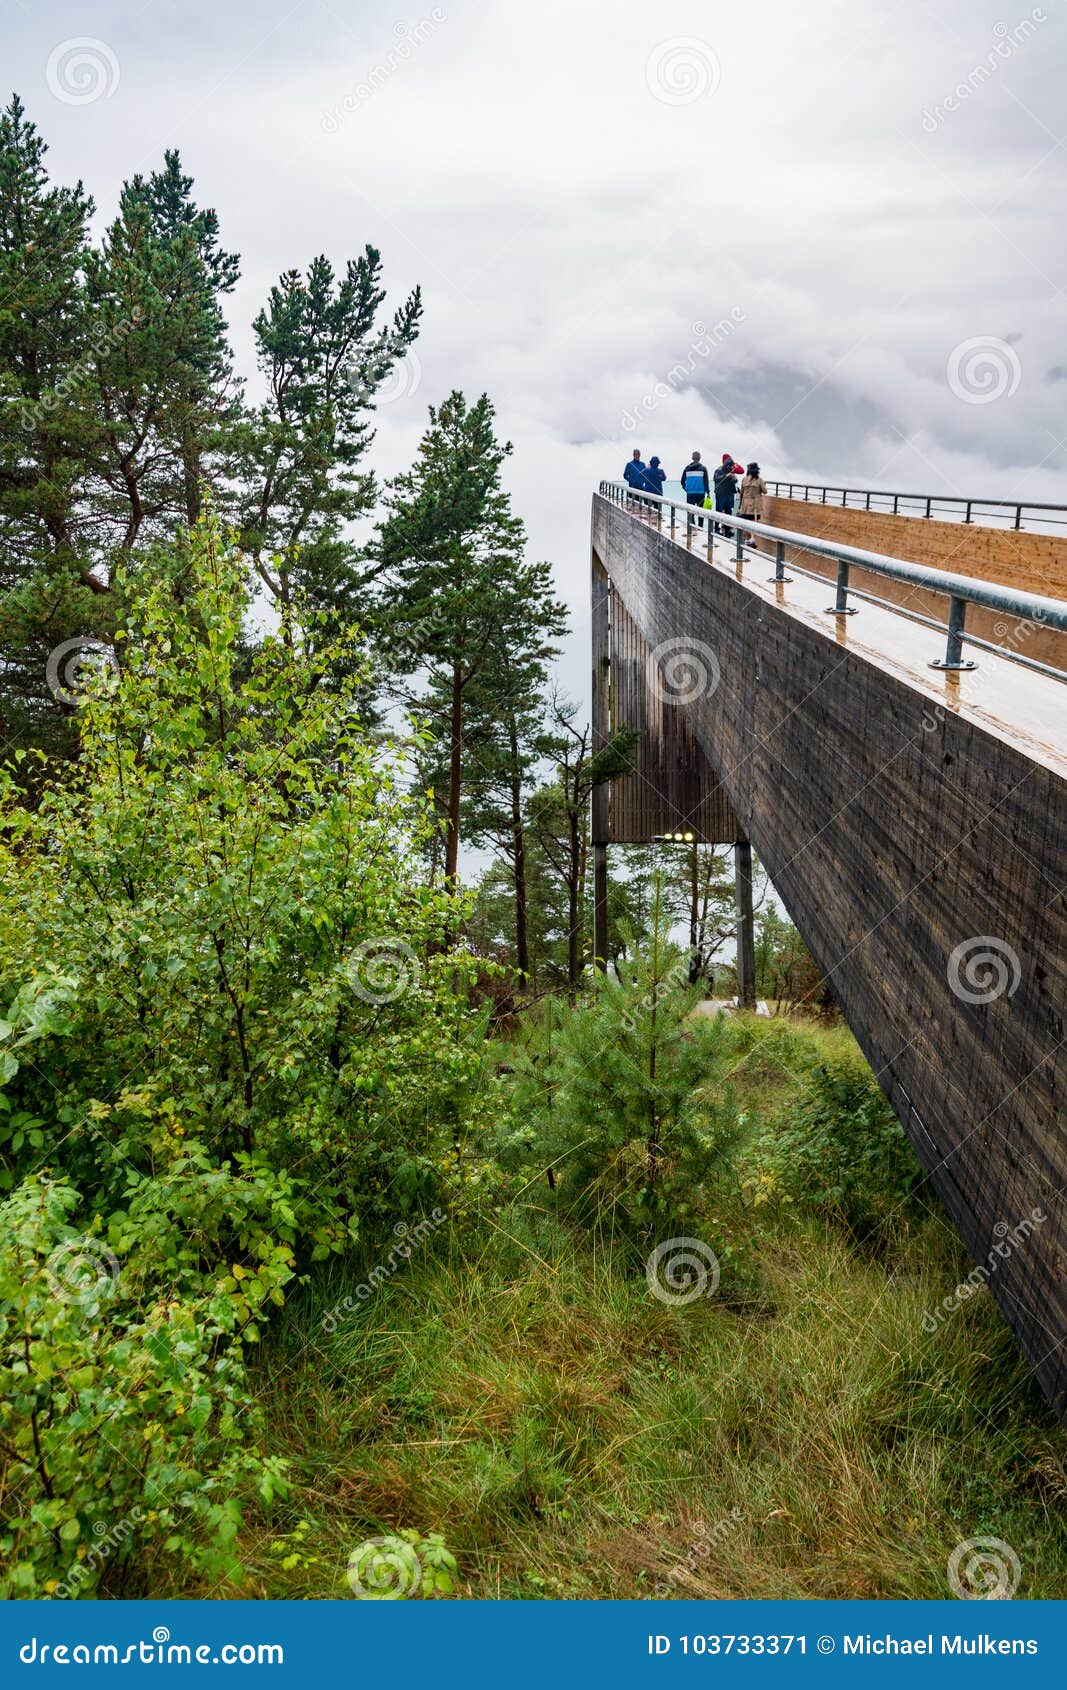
623,448,647,506
738,462,767,523
713,452,742,537
645,455,666,499
680,450,710,511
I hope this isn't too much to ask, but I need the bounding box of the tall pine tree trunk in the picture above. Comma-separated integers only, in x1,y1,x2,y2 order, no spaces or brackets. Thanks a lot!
567,807,581,994
509,721,530,983
444,657,463,891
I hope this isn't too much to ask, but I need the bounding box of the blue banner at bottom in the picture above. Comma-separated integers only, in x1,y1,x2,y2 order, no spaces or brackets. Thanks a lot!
2,1601,1063,1685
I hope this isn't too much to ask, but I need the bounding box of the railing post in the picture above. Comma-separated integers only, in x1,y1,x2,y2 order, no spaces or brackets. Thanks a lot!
735,526,744,562
825,558,858,616
925,497,932,519
964,501,972,524
1015,505,1023,531
893,494,899,514
930,595,978,672
670,499,676,540
767,538,792,585
865,491,871,511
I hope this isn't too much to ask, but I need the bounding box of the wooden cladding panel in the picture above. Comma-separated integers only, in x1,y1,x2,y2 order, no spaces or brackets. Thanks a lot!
593,494,1067,1417
763,498,1067,673
607,583,740,845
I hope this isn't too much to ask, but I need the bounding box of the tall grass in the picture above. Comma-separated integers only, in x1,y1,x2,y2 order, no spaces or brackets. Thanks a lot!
205,1019,1066,1601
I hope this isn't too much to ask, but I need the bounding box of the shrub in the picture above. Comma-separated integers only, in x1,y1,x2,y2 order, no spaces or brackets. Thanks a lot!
0,1175,290,1597
761,1054,924,1240
497,884,742,1235
0,512,486,1244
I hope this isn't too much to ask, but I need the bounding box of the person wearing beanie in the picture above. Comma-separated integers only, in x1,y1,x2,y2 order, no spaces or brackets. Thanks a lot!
738,461,768,522
713,453,742,536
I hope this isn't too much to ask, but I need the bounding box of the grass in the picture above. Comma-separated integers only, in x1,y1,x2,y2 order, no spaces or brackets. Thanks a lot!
205,1016,1067,1602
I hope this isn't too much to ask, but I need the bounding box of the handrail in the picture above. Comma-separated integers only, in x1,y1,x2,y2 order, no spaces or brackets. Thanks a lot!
765,481,1067,531
597,481,1067,678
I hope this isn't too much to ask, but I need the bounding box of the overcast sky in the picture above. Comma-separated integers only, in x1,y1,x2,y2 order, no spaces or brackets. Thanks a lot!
8,0,1066,698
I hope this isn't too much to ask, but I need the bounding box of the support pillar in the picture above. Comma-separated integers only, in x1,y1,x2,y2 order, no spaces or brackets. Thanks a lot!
734,836,756,1008
591,552,611,970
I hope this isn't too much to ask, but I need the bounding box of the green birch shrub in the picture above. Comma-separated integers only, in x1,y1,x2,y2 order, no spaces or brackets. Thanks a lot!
0,1174,290,1598
0,510,486,1242
0,511,493,1591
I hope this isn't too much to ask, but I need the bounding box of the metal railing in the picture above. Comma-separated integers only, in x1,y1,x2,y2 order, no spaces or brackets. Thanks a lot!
598,481,1067,682
765,481,1067,532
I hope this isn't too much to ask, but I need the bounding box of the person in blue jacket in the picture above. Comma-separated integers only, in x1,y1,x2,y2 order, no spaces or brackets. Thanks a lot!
645,455,666,499
623,449,647,497
680,451,710,506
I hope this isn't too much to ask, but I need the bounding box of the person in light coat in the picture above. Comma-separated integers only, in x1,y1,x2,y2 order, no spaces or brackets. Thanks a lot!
738,462,768,521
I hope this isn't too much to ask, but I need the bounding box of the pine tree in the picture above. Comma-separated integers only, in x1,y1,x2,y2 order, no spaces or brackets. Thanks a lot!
501,879,741,1230
375,391,549,893
429,565,567,981
238,249,421,634
530,693,637,991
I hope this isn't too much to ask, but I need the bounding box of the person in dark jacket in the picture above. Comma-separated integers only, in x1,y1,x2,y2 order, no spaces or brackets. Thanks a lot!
680,451,710,508
645,455,666,499
713,452,743,537
623,449,647,492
